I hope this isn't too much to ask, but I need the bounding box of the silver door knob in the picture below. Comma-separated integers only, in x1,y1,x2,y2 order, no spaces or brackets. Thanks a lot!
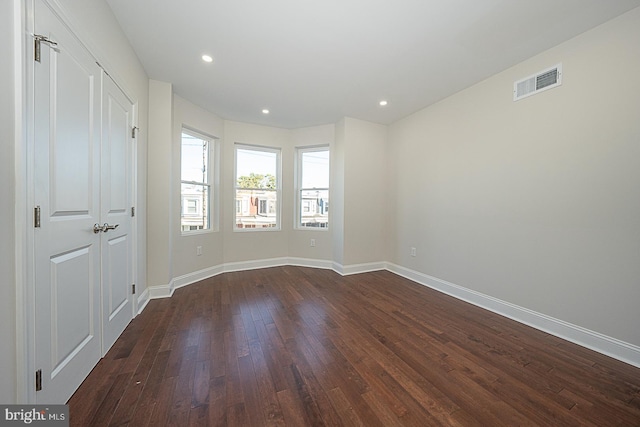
102,223,119,232
93,223,102,234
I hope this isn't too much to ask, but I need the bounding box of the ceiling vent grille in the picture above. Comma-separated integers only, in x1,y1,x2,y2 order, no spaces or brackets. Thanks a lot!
514,64,562,101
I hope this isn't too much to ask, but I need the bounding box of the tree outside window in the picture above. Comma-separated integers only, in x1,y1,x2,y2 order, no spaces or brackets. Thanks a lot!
235,145,281,230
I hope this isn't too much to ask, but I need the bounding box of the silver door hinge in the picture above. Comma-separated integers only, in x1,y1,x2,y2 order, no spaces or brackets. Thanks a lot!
131,206,135,217
132,284,136,294
34,206,41,228
35,369,42,391
34,34,58,63
131,126,139,138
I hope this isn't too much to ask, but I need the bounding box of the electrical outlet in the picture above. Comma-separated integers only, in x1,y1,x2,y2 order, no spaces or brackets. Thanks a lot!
410,247,416,257
197,246,202,256
310,239,316,247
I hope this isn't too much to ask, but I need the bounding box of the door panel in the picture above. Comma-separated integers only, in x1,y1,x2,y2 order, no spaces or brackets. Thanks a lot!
106,235,128,319
101,75,133,353
50,246,93,373
51,47,93,214
34,0,101,404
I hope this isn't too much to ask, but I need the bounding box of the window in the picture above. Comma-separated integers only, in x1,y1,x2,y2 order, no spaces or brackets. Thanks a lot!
258,199,268,215
185,199,198,214
296,146,329,229
235,144,281,230
235,198,249,215
181,129,214,232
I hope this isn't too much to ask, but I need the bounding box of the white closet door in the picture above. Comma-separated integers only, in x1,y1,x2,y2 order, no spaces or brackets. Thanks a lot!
33,0,136,403
100,74,134,354
33,0,102,404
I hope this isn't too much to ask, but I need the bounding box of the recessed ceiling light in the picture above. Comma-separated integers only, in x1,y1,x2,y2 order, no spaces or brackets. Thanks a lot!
201,54,213,63
262,109,270,114
379,100,388,107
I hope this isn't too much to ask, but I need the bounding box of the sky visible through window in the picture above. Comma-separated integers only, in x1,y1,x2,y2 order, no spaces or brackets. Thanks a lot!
301,150,329,188
236,148,276,180
181,133,208,183
183,141,329,187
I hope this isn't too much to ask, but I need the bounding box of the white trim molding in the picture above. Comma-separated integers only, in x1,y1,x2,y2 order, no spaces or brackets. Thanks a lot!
147,283,173,300
136,287,151,315
146,257,333,300
339,261,387,276
141,258,640,369
176,264,225,289
145,257,376,300
386,263,640,369
287,257,334,271
222,257,289,274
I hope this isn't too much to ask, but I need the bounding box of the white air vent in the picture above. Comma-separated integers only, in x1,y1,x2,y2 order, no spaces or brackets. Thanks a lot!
514,64,562,101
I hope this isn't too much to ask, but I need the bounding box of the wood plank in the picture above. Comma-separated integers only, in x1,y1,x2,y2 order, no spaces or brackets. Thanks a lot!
207,375,227,427
146,376,178,427
248,338,286,426
127,350,172,427
276,388,308,427
68,266,640,427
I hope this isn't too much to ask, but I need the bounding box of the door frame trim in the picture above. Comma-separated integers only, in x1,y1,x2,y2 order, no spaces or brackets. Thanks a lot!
15,0,32,404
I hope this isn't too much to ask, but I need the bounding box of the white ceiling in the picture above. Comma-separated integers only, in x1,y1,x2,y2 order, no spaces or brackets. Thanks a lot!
106,0,640,129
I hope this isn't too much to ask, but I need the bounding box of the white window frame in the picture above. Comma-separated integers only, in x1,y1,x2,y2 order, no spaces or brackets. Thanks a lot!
180,128,218,234
234,143,282,231
295,145,330,230
184,198,199,215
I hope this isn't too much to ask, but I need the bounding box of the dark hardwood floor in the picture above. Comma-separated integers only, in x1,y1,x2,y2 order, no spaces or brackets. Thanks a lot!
68,266,640,426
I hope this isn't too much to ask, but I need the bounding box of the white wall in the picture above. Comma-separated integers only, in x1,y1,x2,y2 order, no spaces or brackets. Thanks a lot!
0,0,17,404
289,124,335,261
147,80,174,287
331,118,389,270
216,120,379,267
222,121,292,263
147,98,338,287
172,96,225,277
147,94,397,284
331,119,346,267
342,118,388,266
388,8,640,346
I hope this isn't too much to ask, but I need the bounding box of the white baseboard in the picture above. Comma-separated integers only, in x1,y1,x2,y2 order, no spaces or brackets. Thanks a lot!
136,287,150,314
140,258,640,368
288,257,334,270
386,263,640,369
338,261,387,276
222,257,290,273
145,257,334,300
174,264,225,290
146,265,225,300
147,283,173,299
